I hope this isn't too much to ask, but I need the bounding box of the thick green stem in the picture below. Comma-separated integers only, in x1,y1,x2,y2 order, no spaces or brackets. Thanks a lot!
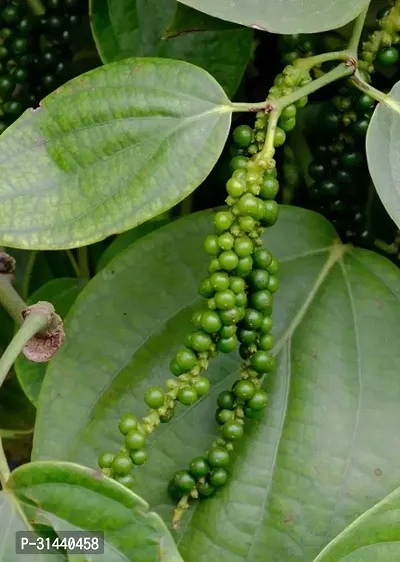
275,63,354,111
347,5,370,57
27,0,45,15
259,109,280,164
0,276,26,325
297,51,350,71
78,247,90,280
352,72,400,114
0,310,49,389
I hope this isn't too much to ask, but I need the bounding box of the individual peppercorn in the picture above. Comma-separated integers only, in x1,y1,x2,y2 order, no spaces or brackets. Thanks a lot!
217,391,235,410
98,452,115,469
253,248,273,270
219,250,239,271
204,235,220,256
234,235,254,257
192,376,210,396
247,390,269,410
243,308,263,330
125,430,145,450
112,453,132,475
189,331,212,352
222,420,244,440
377,46,399,66
251,351,275,374
130,450,147,465
250,290,273,312
233,380,255,400
233,124,253,148
144,386,165,409
208,447,230,467
209,468,228,487
217,335,238,353
119,414,139,435
190,457,210,478
175,347,197,371
216,408,235,425
173,470,196,492
201,310,222,333
178,385,198,406
259,333,274,351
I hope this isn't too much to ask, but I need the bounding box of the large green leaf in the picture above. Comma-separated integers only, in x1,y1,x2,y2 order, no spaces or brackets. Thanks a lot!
176,0,369,34
90,0,252,97
366,80,400,229
0,58,232,250
8,461,183,561
314,486,400,561
15,278,86,406
32,207,400,560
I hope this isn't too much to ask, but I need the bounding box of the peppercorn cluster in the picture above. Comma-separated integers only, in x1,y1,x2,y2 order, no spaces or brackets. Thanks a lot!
0,0,86,134
305,3,400,245
97,58,314,523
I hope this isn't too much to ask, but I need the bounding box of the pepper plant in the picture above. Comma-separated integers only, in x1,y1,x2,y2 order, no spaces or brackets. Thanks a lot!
0,0,400,560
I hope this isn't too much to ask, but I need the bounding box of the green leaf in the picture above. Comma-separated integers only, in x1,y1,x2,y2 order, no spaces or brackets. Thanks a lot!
15,278,86,406
96,213,172,272
314,487,400,561
8,461,183,562
176,0,369,34
366,81,400,229
0,491,62,561
90,0,252,97
0,58,232,250
32,207,400,560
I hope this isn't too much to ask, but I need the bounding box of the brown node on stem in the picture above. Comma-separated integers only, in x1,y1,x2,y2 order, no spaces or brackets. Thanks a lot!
0,252,16,275
22,301,65,363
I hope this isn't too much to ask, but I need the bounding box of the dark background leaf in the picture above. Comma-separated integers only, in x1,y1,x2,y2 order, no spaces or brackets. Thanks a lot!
90,0,253,97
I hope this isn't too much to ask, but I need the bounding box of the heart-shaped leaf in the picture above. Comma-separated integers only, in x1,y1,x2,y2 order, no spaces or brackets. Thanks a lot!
314,486,400,561
32,207,400,560
15,278,86,406
366,80,400,229
90,0,253,97
0,58,232,250
176,0,369,34
8,461,183,561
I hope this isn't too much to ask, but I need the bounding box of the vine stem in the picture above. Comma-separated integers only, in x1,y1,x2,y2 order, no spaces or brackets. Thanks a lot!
275,63,354,111
27,0,45,15
66,250,80,278
21,252,37,301
232,63,354,117
0,275,27,325
347,5,370,57
351,72,400,114
78,247,90,280
0,309,50,389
